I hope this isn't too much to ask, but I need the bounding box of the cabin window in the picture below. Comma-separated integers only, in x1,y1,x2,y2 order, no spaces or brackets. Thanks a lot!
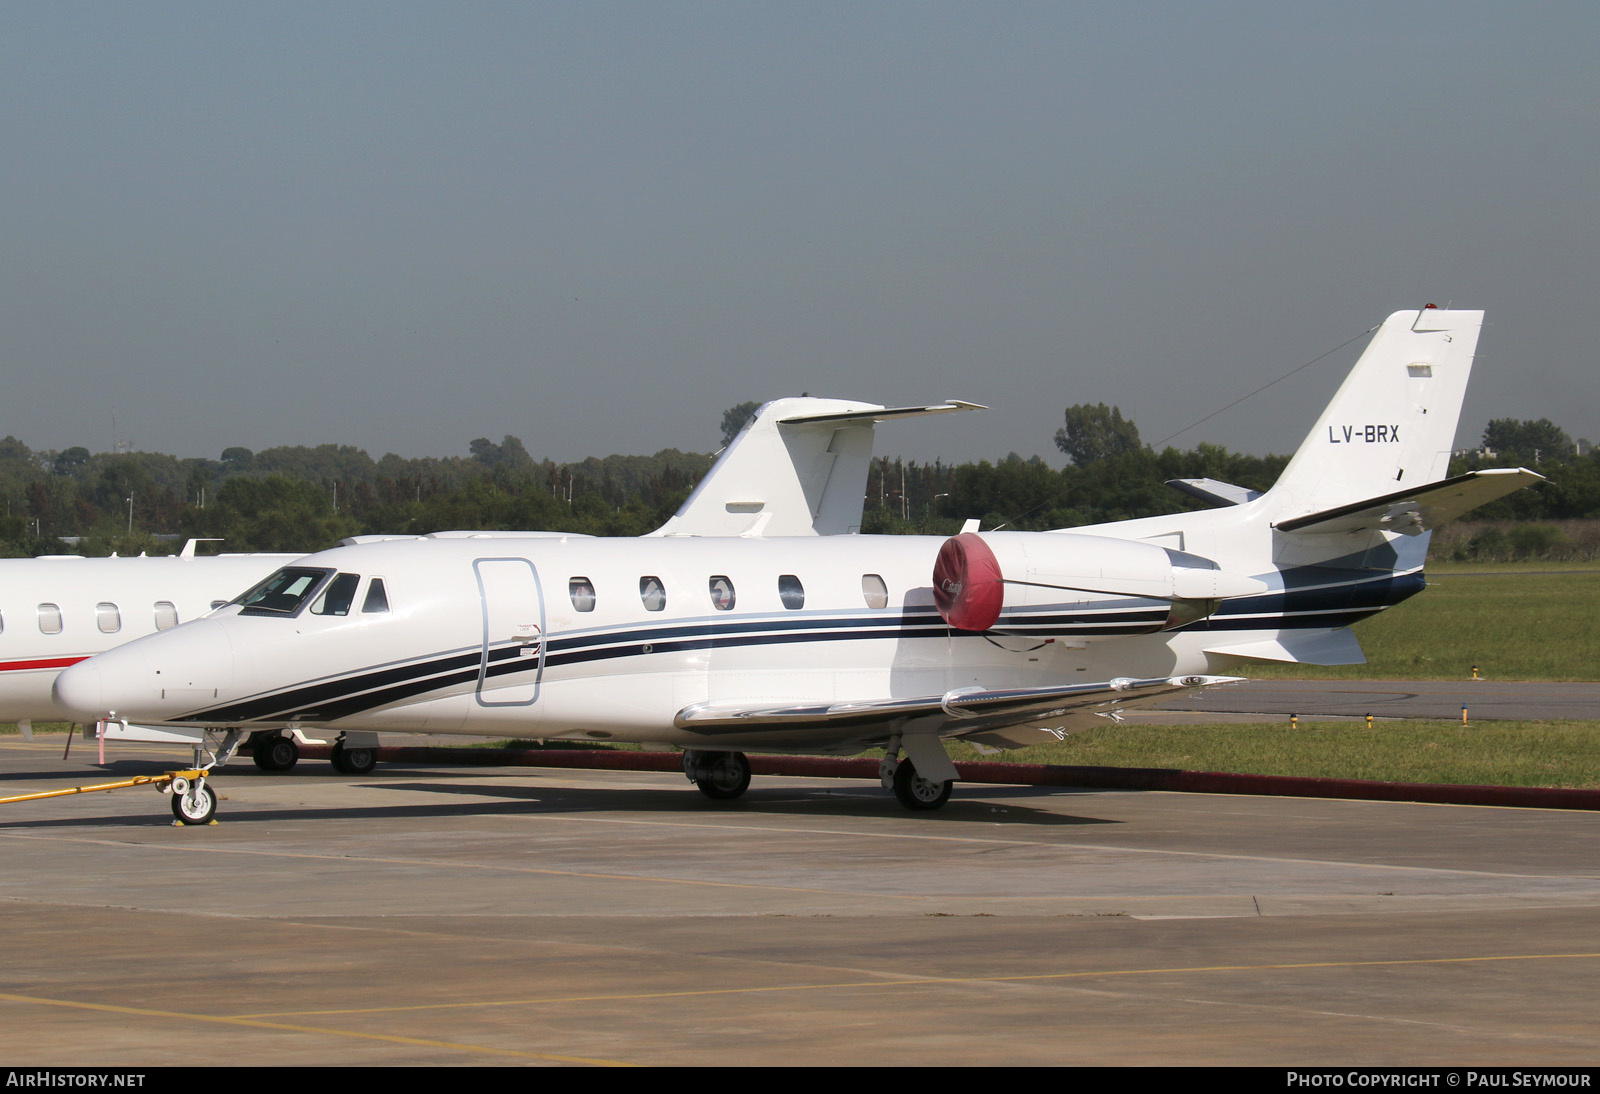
778,574,805,610
640,576,666,612
154,601,179,630
96,602,121,634
862,574,889,609
37,603,62,635
569,578,596,612
0,610,5,634
362,578,390,614
708,575,736,611
312,572,361,617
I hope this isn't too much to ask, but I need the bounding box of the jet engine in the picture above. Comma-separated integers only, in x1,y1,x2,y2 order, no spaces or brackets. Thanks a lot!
931,531,1263,633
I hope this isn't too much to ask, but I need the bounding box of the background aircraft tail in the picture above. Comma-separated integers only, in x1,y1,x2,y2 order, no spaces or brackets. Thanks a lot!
651,398,981,537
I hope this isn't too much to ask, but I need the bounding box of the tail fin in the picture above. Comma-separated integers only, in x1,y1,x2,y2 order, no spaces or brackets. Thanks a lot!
1262,306,1482,522
650,399,983,537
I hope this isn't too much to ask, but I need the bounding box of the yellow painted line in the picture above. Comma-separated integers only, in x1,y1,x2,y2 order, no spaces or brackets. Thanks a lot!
234,950,1600,1020
0,991,634,1066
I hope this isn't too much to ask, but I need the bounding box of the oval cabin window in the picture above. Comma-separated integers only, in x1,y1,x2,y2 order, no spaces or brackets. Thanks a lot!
778,575,805,610
37,603,63,635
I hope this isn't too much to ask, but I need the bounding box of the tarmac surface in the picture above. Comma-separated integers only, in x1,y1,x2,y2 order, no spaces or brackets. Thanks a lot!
2,733,1599,1066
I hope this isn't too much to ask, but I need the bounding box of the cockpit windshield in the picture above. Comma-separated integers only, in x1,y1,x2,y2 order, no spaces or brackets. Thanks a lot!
236,567,334,616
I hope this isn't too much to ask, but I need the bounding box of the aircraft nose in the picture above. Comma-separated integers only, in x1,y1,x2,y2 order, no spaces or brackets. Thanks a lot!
53,658,106,721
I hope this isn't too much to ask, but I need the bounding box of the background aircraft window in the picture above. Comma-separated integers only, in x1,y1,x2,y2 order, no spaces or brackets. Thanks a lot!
708,575,736,611
154,601,179,630
640,576,666,612
569,578,596,612
861,574,889,609
37,603,62,635
312,572,361,616
362,578,390,614
778,575,805,610
0,610,5,633
96,602,122,634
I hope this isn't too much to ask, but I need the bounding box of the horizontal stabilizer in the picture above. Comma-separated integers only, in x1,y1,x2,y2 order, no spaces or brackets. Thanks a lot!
1166,478,1263,508
1203,627,1366,666
1274,468,1543,536
675,675,1242,743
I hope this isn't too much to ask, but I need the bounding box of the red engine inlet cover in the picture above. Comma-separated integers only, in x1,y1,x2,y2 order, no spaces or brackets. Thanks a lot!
932,533,1004,632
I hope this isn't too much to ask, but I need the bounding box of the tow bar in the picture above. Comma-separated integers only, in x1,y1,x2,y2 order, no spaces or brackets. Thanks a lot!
0,769,219,824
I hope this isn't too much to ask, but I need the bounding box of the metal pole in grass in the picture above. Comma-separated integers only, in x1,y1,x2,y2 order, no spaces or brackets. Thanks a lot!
1291,714,1298,730
1366,713,1373,730
1462,705,1469,725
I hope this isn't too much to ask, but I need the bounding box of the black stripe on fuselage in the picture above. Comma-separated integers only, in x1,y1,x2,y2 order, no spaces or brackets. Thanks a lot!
172,605,1167,724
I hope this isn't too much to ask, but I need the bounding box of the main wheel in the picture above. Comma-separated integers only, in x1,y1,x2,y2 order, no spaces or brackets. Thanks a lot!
251,733,299,772
171,782,217,825
694,751,751,800
331,742,377,775
892,760,953,811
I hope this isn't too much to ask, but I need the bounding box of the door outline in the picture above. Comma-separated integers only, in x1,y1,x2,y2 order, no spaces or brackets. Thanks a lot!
474,557,546,707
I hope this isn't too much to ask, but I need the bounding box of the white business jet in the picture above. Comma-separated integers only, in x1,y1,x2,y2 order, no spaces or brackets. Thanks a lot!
55,308,1539,823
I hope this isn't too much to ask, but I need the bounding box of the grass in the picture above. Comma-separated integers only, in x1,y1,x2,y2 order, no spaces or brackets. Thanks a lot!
1247,565,1600,681
0,722,71,735
943,720,1600,789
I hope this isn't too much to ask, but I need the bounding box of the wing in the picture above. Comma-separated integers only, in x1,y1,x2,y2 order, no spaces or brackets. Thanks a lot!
674,674,1243,751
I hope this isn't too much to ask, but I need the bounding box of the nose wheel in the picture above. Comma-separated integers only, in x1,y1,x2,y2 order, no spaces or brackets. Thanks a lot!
170,779,217,825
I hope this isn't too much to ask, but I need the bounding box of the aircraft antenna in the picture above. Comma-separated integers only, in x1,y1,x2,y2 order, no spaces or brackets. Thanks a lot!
1148,323,1379,450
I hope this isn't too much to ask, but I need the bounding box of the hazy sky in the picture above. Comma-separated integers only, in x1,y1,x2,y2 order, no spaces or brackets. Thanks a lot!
3,2,1596,466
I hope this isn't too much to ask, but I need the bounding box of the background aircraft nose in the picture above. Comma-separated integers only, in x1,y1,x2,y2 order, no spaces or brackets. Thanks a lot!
53,658,105,721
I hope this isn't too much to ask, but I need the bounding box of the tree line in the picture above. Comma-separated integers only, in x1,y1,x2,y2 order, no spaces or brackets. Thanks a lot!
0,406,1593,560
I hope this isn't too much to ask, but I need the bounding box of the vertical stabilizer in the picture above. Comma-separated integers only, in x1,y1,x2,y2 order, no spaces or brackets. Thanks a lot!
1262,307,1482,523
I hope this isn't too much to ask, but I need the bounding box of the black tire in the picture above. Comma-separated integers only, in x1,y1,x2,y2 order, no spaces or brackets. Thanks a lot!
331,742,377,776
693,751,751,800
892,760,952,811
251,733,299,772
171,783,217,825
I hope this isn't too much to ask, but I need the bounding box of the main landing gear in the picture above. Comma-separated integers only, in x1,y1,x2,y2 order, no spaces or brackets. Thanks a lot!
683,750,752,800
331,738,378,775
880,735,957,811
682,741,959,811
250,731,379,775
890,759,954,810
250,731,299,772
